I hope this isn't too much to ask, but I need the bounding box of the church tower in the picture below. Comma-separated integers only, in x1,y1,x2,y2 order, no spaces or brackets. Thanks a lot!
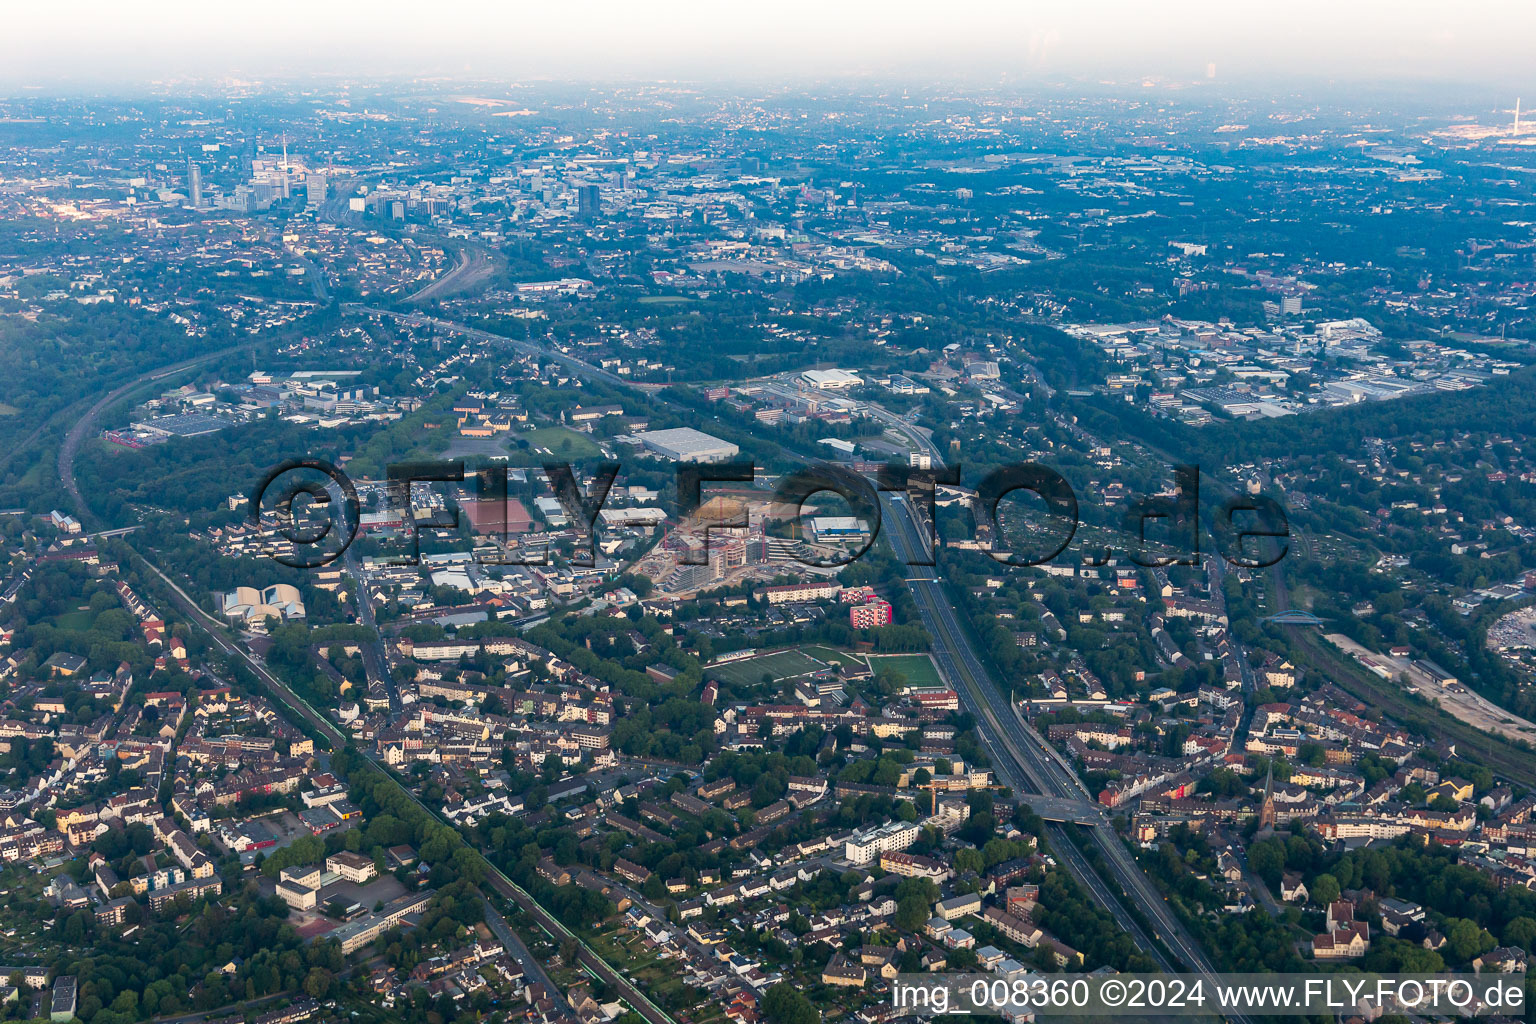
1259,762,1277,829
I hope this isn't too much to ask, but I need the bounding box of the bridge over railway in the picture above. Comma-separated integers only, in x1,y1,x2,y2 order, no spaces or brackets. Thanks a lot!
1261,609,1324,626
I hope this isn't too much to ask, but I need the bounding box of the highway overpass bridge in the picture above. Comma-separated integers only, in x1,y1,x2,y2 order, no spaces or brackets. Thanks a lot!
1014,794,1102,825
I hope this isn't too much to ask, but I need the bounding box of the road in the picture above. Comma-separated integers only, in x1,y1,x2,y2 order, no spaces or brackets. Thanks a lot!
608,876,744,987
373,759,681,1024
0,392,95,482
1270,553,1536,788
132,550,350,747
45,309,684,1024
479,895,570,1013
879,493,1176,964
344,546,399,713
61,303,1245,1015
149,990,290,1024
285,247,331,304
87,526,141,539
863,401,942,464
1052,399,1536,779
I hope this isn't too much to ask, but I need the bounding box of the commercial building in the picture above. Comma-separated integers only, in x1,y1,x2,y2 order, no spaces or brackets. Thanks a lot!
800,368,863,390
633,427,740,464
44,652,87,677
809,516,870,543
598,507,668,527
220,584,306,626
130,413,234,438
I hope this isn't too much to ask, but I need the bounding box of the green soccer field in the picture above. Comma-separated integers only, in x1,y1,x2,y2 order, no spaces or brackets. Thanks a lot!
866,653,942,687
706,649,828,685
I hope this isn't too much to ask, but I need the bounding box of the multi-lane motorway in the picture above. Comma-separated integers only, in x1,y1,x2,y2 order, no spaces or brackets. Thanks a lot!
880,490,1240,989
349,305,634,389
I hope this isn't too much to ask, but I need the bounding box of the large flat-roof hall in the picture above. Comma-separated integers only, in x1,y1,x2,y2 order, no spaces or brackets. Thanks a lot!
633,427,740,463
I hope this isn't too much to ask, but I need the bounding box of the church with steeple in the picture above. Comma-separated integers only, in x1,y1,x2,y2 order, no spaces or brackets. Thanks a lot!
1258,762,1277,830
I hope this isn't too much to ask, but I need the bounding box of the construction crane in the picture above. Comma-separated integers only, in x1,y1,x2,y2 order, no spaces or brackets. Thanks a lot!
914,777,1005,816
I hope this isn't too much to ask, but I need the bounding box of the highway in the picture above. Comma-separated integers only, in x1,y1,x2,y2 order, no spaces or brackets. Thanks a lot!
880,489,1244,993
50,280,1228,1017
349,305,634,390
406,242,500,304
878,492,1173,965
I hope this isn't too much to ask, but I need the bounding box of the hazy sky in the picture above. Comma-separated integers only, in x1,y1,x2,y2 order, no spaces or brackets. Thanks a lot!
5,0,1536,88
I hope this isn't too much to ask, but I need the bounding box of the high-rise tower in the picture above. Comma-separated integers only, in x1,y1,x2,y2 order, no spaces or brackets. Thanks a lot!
578,183,601,222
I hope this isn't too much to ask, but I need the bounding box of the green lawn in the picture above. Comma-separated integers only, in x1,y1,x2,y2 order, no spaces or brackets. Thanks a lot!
867,653,942,687
54,608,95,631
514,426,602,460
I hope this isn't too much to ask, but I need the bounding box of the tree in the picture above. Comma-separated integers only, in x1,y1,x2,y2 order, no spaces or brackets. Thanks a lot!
953,848,985,876
1447,918,1495,963
894,894,929,932
303,967,332,999
762,983,819,1024
541,753,563,783
1310,873,1340,908
1502,916,1536,949
1249,838,1286,887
